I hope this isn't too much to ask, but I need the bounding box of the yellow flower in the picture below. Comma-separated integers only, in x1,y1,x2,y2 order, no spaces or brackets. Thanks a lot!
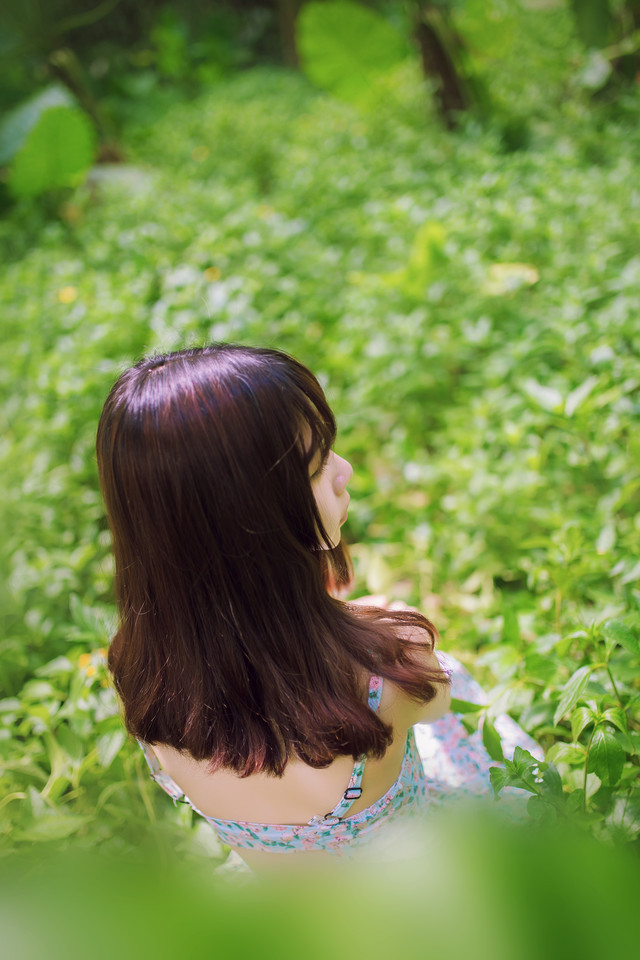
86,665,97,678
204,266,221,282
58,286,78,304
78,653,91,669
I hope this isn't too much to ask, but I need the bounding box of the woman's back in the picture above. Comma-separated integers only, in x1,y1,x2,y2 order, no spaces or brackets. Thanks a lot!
146,647,450,869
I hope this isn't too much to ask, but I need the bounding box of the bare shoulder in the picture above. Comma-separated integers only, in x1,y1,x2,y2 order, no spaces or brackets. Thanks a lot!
379,621,451,730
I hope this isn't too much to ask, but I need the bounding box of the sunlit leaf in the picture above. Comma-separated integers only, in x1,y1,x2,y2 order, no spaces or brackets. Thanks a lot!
618,560,640,585
602,620,640,657
0,84,75,164
483,262,539,296
596,523,616,555
588,727,625,787
571,705,596,742
553,666,592,726
602,709,634,752
482,715,504,762
96,730,127,769
564,376,598,417
450,697,483,714
8,103,95,198
521,378,563,412
298,1,407,105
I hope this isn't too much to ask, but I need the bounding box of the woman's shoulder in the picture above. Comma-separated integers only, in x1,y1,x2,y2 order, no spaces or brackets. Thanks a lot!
380,623,451,729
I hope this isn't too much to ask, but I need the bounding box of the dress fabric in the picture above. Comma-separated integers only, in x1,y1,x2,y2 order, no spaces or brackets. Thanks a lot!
138,652,541,856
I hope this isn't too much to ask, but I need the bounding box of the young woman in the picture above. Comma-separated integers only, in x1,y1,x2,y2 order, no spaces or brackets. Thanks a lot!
96,344,536,870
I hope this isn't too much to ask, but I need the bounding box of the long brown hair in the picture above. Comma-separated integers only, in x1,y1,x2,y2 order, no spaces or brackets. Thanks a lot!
96,344,446,776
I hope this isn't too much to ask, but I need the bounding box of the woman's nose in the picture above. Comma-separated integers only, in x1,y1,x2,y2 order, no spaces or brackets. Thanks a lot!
334,454,353,490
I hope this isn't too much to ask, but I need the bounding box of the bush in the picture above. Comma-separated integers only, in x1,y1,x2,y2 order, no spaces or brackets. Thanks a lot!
1,49,639,855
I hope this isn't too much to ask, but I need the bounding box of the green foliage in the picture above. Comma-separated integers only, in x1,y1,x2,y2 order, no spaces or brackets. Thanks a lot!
298,0,409,105
571,0,615,48
0,85,95,198
490,616,640,838
4,819,640,960
2,18,640,858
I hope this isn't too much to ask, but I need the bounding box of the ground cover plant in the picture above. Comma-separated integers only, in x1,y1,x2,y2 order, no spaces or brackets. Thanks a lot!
1,3,640,863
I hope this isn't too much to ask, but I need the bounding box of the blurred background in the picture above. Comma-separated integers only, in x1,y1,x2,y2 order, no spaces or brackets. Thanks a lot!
1,0,639,870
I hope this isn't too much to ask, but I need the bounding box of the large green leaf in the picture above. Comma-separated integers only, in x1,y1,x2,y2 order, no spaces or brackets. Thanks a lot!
553,665,592,726
0,85,75,165
297,1,407,105
602,620,640,658
588,727,625,786
8,105,95,198
571,706,596,742
482,715,504,762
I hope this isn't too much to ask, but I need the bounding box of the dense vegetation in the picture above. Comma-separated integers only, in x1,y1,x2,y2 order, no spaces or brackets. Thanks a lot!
1,1,639,865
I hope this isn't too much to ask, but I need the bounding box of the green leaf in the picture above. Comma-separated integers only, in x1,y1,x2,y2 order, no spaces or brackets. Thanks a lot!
527,795,558,823
8,105,95,198
0,84,75,164
619,561,640,586
602,709,634,752
35,656,74,677
521,378,563,412
96,730,126,769
564,376,598,417
461,714,480,735
553,665,592,726
512,746,540,774
542,763,564,802
602,620,640,658
571,705,596,742
450,697,483,714
385,222,448,295
482,715,504,762
596,523,615,556
489,765,510,796
588,727,626,787
523,652,557,684
55,724,85,763
19,814,92,842
298,1,407,106
548,742,586,766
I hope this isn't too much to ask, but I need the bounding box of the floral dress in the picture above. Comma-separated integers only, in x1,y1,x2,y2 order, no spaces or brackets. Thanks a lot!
139,653,541,856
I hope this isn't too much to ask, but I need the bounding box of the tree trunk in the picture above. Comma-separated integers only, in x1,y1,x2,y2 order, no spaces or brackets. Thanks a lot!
411,2,471,128
275,0,302,68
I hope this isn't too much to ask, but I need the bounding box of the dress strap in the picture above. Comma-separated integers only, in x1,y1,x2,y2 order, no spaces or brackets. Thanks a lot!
138,740,187,803
307,676,383,827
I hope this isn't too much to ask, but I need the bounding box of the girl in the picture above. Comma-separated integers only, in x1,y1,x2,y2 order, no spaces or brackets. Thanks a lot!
96,344,536,871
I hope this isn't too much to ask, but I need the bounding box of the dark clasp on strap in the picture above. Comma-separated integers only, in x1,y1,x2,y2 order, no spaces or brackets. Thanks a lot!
343,786,362,801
